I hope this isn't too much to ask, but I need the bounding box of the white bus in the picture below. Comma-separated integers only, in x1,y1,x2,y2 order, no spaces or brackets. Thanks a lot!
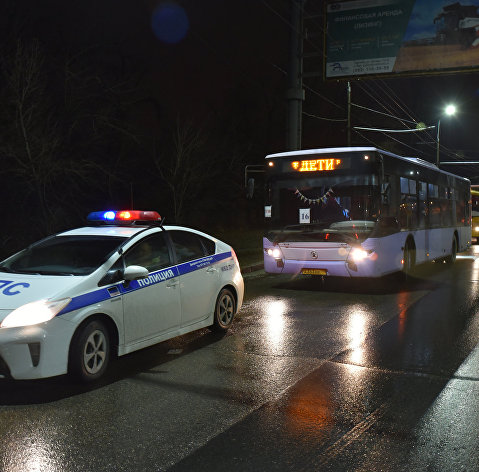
263,147,471,277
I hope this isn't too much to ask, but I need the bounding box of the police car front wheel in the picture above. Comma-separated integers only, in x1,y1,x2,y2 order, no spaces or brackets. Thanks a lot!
69,319,111,382
212,288,236,333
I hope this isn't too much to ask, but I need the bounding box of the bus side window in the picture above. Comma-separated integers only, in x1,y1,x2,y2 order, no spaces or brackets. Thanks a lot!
429,183,441,227
400,177,418,229
456,191,466,225
418,182,427,228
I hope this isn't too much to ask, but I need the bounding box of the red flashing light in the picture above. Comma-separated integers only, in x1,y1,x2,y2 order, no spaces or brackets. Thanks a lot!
116,210,161,222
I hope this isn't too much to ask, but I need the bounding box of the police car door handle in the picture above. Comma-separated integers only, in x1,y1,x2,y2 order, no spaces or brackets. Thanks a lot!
206,267,216,273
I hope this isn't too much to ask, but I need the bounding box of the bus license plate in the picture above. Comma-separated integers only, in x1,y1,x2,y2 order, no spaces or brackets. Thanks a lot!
301,268,327,275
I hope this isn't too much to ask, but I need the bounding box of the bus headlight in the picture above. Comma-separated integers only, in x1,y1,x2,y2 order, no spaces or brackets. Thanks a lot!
347,248,374,272
267,247,283,259
350,248,369,262
475,226,479,232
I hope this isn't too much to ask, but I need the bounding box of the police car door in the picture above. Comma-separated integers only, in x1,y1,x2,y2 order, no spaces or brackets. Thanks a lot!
121,233,181,346
169,230,220,328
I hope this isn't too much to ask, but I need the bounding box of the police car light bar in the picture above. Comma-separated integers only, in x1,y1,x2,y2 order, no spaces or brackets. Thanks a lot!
87,210,162,223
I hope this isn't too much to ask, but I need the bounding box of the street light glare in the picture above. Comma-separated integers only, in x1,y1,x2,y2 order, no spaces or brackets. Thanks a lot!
445,104,456,116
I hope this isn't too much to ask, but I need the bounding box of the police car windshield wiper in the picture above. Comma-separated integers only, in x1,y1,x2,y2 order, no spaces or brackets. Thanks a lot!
0,267,70,275
5,268,43,275
34,270,75,276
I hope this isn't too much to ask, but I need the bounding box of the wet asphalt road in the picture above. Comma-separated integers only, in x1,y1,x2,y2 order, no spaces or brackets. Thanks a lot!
1,248,479,471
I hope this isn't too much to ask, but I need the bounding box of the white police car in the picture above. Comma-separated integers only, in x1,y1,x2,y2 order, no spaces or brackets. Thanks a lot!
0,210,244,382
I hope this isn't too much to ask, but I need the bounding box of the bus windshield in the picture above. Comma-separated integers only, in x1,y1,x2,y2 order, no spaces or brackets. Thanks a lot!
267,175,380,243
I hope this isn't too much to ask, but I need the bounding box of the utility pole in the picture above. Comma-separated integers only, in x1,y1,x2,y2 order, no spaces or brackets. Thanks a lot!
286,0,305,151
347,81,351,146
436,119,441,167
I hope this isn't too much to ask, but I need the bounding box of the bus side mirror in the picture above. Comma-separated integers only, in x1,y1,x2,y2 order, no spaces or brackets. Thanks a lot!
381,183,390,204
246,178,255,199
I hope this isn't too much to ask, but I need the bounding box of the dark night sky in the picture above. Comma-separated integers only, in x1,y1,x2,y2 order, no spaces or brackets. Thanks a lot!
4,0,478,164
0,0,478,259
1,0,479,247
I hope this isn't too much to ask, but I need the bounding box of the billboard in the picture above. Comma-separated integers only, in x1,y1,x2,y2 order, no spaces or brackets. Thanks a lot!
325,0,479,79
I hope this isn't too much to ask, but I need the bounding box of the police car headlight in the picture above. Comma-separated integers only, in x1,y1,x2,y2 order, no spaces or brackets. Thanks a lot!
1,298,71,328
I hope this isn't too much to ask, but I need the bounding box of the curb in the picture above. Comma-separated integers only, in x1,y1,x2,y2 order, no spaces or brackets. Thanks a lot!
241,262,264,275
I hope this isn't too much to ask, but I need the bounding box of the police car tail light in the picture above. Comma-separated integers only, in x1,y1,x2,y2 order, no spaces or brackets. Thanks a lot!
1,298,71,328
87,210,161,223
231,248,240,268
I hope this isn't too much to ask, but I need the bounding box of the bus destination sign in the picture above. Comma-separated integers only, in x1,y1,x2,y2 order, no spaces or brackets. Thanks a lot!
290,158,344,172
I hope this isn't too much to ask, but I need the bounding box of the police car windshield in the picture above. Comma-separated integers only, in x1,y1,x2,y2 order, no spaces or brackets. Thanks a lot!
0,236,126,276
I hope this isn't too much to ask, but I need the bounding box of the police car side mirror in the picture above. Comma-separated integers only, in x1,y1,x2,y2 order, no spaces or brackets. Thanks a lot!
98,269,123,286
124,265,149,281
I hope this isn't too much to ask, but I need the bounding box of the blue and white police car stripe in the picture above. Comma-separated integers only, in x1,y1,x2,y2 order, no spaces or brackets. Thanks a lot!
58,251,233,316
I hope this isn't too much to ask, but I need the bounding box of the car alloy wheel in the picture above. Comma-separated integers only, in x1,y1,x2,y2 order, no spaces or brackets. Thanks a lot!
212,288,236,332
83,329,108,375
70,319,110,382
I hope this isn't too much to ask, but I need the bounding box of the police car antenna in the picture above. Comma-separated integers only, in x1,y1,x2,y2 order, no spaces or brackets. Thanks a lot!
147,216,166,229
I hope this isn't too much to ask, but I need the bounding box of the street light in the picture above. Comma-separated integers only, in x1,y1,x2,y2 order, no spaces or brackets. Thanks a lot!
436,104,457,166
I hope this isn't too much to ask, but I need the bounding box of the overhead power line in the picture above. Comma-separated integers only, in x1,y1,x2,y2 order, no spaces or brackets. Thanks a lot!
352,103,419,125
353,128,428,156
354,125,435,133
441,162,479,165
303,111,347,122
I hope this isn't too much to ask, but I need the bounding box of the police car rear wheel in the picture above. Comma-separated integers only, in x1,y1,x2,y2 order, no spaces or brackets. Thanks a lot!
70,320,110,382
212,288,236,332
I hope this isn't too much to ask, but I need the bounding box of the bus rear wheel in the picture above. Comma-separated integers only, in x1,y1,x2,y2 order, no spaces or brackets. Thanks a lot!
445,236,457,264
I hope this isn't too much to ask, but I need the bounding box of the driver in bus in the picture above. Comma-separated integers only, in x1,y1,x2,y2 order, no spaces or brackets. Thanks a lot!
320,194,346,224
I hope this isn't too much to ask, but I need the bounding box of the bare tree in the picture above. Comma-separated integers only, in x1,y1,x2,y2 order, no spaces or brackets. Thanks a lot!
0,39,144,240
154,117,211,223
0,40,63,233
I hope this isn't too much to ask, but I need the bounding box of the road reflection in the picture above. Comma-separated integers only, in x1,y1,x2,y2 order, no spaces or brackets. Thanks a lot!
2,429,63,472
264,299,287,349
285,372,333,439
346,306,367,364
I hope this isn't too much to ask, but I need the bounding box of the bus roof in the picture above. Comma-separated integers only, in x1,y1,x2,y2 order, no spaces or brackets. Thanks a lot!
265,146,378,159
265,146,470,183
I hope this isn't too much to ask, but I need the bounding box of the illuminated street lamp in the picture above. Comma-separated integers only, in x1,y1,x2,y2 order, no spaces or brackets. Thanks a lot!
436,104,457,166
